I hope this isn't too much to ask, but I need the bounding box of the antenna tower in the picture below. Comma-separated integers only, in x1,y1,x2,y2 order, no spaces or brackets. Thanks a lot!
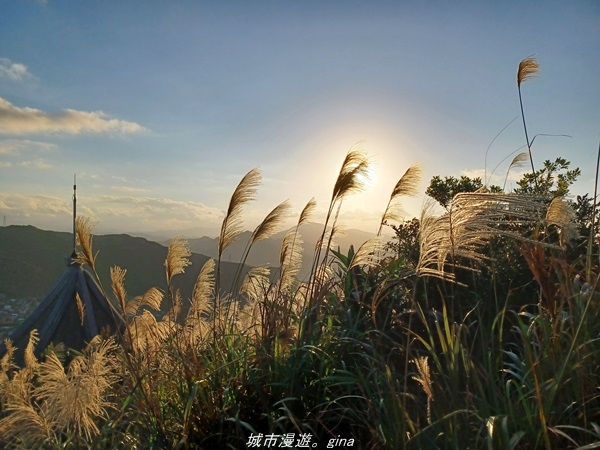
73,174,77,251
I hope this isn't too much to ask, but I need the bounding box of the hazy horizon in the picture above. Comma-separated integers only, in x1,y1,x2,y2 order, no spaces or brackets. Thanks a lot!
1,1,598,237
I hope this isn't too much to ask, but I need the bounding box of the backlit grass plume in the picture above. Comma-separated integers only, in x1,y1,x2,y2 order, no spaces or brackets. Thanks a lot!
165,236,191,286
110,266,128,312
250,200,292,246
378,163,422,235
75,216,98,270
517,55,540,182
503,151,530,190
517,56,539,87
188,258,215,326
546,196,578,246
279,229,304,290
24,329,39,371
124,287,163,317
331,147,370,205
412,356,434,424
0,339,119,445
218,167,262,258
306,148,370,315
231,200,291,312
298,197,317,226
417,192,555,282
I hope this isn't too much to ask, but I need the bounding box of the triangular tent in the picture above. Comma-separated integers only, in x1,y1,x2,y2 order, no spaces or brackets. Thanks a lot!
0,252,124,366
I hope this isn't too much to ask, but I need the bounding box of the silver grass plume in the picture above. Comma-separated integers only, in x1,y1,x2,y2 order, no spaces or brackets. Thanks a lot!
379,163,422,235
162,289,182,325
348,237,386,270
165,237,191,285
110,266,127,312
124,287,163,320
503,151,531,190
188,258,215,326
417,192,558,283
250,200,292,246
546,197,579,246
141,287,163,311
517,56,540,87
127,310,160,353
24,330,39,370
75,293,85,326
75,216,98,270
1,339,15,375
331,148,370,205
277,198,314,295
218,168,261,257
279,230,304,291
298,197,317,226
241,266,272,303
517,55,540,182
34,339,119,440
412,356,434,424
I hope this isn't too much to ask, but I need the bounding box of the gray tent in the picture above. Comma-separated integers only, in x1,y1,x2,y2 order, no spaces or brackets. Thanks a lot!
0,252,124,366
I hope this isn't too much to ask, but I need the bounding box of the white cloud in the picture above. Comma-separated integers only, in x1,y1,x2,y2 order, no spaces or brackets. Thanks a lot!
0,139,57,155
110,185,151,194
0,97,147,135
0,58,32,81
461,167,527,189
0,194,71,217
0,193,225,235
0,159,54,170
18,159,53,170
92,195,225,234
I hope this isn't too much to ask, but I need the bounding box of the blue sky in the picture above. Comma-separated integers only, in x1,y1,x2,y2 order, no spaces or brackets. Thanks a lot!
1,1,598,237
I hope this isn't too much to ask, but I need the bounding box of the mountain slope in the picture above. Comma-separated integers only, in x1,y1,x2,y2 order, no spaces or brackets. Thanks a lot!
185,222,376,280
0,225,245,300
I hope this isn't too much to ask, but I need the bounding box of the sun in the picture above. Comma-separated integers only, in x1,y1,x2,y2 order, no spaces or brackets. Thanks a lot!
356,160,377,191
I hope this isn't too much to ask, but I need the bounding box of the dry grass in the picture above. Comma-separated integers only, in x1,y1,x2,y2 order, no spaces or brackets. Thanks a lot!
416,192,555,282
412,356,433,424
250,200,292,246
546,196,578,246
379,163,422,235
517,55,540,87
0,334,120,446
218,167,261,258
110,266,128,312
75,216,98,270
165,236,192,286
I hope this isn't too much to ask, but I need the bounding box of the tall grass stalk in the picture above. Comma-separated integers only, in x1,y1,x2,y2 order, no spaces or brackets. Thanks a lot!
517,55,539,183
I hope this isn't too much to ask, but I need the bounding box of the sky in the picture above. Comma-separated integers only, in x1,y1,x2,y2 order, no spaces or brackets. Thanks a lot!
1,1,598,239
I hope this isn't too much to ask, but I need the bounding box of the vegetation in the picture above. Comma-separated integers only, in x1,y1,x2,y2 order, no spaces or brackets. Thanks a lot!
1,57,599,449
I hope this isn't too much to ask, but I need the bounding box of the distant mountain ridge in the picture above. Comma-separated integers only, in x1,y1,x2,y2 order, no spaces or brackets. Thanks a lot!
0,223,376,303
0,225,246,301
182,222,376,281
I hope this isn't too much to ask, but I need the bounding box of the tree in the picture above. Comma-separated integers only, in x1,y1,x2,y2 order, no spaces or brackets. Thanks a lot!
386,218,420,269
426,175,501,209
514,157,581,197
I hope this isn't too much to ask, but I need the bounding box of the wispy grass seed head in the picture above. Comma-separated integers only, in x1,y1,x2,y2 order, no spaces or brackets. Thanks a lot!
251,200,292,245
380,163,422,234
517,55,539,87
75,216,98,270
110,266,127,311
219,168,262,257
298,197,317,227
165,236,191,285
331,148,370,204
546,196,579,246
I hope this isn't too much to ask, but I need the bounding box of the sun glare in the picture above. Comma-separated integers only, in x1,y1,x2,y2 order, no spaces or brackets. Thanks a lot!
356,162,377,190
